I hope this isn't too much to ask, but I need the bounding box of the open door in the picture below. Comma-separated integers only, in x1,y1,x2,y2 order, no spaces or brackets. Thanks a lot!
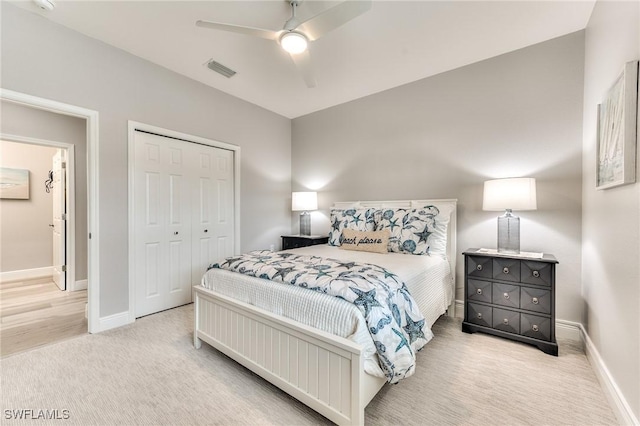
52,149,66,290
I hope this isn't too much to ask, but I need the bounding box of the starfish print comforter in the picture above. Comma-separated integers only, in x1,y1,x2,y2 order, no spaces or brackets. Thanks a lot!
209,250,431,383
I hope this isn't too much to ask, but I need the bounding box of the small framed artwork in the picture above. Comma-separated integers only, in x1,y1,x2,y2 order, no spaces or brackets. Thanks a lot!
596,60,639,190
0,167,30,199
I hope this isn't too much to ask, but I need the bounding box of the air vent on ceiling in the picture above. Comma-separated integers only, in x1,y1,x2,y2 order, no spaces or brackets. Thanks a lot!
206,59,236,78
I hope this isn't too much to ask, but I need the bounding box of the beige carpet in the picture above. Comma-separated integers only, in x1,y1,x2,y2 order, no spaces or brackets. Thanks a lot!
1,304,617,425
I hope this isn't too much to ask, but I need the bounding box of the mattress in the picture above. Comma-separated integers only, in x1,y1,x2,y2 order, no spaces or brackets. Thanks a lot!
201,245,453,377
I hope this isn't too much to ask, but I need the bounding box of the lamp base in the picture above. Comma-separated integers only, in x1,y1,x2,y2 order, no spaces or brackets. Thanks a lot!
497,210,520,254
299,212,311,236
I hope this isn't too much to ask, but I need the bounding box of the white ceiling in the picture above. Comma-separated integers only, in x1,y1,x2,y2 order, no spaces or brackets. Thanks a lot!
11,0,595,118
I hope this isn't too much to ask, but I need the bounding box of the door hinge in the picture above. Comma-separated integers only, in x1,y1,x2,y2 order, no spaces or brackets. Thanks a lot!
62,162,66,169
62,214,67,220
89,233,92,239
62,265,67,272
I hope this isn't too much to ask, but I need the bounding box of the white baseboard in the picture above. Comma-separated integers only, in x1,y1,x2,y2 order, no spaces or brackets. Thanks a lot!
0,266,53,282
455,299,464,318
555,319,582,342
97,311,133,333
72,279,87,291
581,324,639,426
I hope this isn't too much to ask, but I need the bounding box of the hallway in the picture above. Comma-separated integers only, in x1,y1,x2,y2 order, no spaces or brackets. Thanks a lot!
1,276,87,357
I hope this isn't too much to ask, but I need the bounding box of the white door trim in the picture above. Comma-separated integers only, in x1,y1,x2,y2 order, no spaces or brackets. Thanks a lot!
0,134,76,292
1,88,100,333
127,121,241,323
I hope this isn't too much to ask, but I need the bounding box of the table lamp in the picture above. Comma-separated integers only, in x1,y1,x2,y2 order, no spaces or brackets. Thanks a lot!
292,191,317,236
483,178,537,254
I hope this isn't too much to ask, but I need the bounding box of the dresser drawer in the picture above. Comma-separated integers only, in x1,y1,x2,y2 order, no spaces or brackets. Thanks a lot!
520,313,551,341
467,256,493,279
492,258,520,282
467,279,491,303
492,283,519,309
283,239,305,249
467,303,492,328
281,235,329,250
492,307,520,334
521,261,553,287
520,287,551,314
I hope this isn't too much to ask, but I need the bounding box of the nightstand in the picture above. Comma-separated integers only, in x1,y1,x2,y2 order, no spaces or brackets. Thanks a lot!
281,235,329,250
462,248,559,356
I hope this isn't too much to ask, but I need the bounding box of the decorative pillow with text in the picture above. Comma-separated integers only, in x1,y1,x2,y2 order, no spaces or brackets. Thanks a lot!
339,229,390,254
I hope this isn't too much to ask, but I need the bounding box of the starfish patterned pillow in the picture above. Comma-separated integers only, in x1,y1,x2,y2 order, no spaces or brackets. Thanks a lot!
411,203,451,257
328,208,377,246
376,208,438,255
374,208,409,252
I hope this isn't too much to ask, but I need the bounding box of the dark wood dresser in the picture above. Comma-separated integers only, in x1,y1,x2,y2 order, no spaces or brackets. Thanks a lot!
462,248,559,356
281,235,329,250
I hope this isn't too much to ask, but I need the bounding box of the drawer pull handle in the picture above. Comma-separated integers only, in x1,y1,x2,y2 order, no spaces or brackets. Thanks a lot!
503,318,509,325
532,325,539,332
476,264,483,271
477,313,483,319
174,231,179,235
476,288,483,295
503,267,510,274
533,270,540,278
532,297,539,305
503,292,510,300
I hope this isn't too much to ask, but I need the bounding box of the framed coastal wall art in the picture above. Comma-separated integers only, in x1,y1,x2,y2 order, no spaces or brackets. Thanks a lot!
0,167,30,199
596,60,639,190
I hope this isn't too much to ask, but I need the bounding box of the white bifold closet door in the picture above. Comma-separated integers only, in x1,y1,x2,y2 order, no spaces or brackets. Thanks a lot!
133,131,234,318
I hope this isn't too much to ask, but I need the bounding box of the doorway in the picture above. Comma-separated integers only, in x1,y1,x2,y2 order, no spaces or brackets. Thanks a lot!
0,140,86,356
1,88,100,333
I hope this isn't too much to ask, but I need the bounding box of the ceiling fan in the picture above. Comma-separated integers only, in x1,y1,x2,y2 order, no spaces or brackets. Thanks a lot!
196,0,372,88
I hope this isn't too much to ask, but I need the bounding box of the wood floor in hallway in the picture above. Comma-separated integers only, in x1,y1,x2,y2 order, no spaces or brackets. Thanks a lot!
0,277,87,357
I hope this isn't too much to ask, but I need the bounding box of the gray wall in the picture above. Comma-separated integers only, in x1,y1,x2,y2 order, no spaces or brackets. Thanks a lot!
292,31,585,324
582,0,640,419
1,4,291,317
1,101,88,280
0,141,57,272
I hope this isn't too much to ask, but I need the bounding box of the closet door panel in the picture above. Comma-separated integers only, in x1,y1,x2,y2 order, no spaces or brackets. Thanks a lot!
134,133,168,317
213,150,234,256
164,140,192,309
191,145,235,285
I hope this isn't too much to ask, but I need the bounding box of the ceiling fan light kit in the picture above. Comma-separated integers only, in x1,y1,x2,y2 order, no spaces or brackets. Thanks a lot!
33,0,55,11
280,32,308,54
196,0,372,87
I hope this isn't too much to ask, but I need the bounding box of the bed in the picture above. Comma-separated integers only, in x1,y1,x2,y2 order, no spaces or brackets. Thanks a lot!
193,199,457,425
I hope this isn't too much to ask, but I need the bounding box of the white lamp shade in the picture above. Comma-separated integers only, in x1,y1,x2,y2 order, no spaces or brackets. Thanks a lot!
292,191,317,211
280,32,308,54
483,178,537,211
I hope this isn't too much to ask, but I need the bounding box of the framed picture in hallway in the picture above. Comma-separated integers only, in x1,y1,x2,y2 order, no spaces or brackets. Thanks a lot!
596,60,638,190
0,167,30,199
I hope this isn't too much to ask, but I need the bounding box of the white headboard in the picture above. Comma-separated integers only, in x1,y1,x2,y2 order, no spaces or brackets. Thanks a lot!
332,199,458,316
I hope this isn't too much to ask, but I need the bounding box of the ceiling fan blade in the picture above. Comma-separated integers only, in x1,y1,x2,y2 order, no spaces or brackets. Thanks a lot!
296,0,372,41
289,50,317,88
196,20,278,41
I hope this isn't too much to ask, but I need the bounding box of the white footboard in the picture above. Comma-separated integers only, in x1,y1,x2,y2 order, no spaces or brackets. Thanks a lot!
193,286,385,426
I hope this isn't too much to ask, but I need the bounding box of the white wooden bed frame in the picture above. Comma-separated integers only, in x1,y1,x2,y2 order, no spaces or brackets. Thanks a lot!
193,199,457,425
